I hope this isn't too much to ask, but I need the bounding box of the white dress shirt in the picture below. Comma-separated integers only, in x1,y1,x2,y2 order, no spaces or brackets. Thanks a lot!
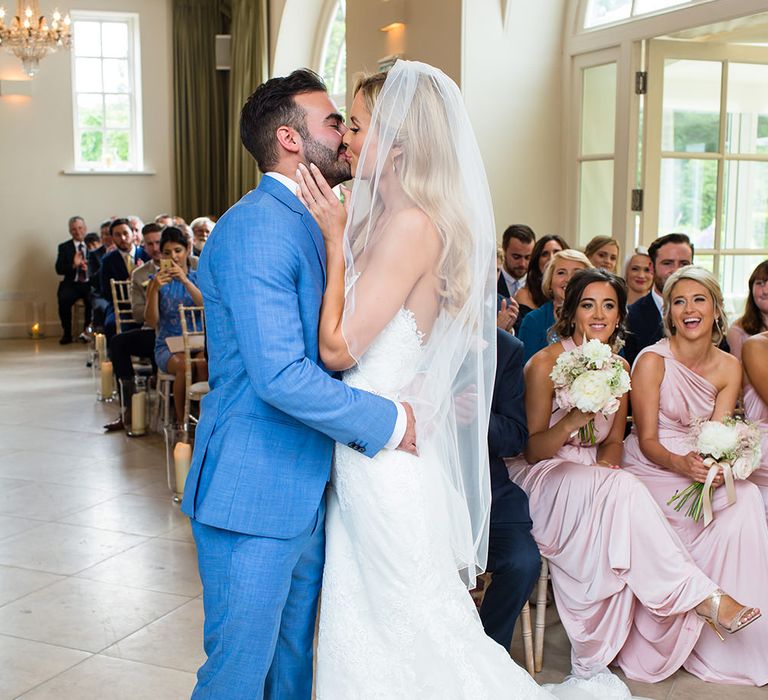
264,173,407,450
501,267,525,297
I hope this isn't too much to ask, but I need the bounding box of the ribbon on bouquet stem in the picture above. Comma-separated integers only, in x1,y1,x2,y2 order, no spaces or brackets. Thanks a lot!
701,457,736,527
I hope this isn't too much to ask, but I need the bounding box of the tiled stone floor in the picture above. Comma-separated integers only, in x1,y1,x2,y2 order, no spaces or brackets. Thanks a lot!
0,338,763,699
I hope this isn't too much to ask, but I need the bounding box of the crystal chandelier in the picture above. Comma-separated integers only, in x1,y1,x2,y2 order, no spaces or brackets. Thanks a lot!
0,1,71,77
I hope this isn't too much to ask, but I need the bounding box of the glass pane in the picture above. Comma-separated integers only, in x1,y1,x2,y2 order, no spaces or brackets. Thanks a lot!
105,95,130,128
106,131,130,163
74,21,101,57
581,63,616,156
79,130,103,163
722,160,768,249
101,22,128,58
720,255,768,316
75,58,103,92
658,158,717,248
584,0,631,28
662,60,721,153
103,59,129,93
633,0,689,15
726,63,768,155
77,94,104,128
321,0,346,102
579,160,614,246
694,253,714,273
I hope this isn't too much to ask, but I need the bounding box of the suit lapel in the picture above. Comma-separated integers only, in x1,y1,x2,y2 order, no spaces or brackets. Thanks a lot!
258,176,327,288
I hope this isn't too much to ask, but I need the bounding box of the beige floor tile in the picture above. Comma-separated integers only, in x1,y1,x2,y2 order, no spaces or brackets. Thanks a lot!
158,519,195,543
0,449,98,483
17,654,196,699
102,597,205,673
0,481,113,521
0,565,62,606
76,537,201,597
667,670,766,699
0,635,90,700
0,577,190,652
0,514,42,542
61,494,188,536
0,522,146,575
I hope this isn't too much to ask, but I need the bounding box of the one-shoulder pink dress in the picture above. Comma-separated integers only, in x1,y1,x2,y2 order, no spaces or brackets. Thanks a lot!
623,339,768,686
507,338,716,682
743,380,768,518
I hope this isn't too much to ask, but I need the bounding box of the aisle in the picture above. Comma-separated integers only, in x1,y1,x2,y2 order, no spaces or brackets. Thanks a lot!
0,339,199,699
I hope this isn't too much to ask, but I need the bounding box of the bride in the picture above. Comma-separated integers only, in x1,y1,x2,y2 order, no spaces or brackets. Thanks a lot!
298,60,631,699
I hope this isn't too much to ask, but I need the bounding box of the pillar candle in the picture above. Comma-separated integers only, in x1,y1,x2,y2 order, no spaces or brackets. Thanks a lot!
31,323,40,339
130,391,148,435
173,442,193,495
95,333,107,362
100,361,113,398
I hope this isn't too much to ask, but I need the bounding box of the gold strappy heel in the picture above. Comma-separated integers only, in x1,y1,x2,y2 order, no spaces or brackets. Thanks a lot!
697,589,761,641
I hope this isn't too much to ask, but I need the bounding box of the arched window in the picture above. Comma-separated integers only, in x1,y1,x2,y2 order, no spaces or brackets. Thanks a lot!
583,1,706,30
320,0,346,112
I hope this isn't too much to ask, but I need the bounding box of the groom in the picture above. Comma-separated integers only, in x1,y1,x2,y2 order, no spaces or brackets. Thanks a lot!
181,69,416,699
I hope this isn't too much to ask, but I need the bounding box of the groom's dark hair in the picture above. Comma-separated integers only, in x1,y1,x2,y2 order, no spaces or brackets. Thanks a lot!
240,69,327,172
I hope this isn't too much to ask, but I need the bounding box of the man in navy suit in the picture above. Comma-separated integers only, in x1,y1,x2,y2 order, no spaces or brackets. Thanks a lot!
624,233,693,368
479,328,540,650
497,224,535,299
99,218,149,340
54,216,91,344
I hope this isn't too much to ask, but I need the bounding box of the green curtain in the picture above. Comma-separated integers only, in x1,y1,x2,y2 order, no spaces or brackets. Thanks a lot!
172,0,229,221
226,0,268,205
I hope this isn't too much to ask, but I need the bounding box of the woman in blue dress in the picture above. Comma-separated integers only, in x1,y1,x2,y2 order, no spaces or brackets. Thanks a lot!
518,249,592,362
145,226,205,422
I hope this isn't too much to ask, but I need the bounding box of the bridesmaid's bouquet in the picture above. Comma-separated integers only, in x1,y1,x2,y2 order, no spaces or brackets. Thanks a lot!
667,417,762,526
549,339,631,444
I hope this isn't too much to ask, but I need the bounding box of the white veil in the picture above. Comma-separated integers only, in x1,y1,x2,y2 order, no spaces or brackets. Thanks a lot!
341,61,497,587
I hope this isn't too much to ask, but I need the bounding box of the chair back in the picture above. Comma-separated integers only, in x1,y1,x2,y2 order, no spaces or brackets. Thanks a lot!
110,279,134,335
179,305,207,425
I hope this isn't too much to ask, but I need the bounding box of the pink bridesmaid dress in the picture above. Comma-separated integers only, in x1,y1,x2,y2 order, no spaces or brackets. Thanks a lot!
623,339,768,686
507,337,717,683
742,380,768,517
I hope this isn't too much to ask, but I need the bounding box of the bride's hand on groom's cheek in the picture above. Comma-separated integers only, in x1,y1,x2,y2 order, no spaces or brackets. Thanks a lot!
296,163,347,244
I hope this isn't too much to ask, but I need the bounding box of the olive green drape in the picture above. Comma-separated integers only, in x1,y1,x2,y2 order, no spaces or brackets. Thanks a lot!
226,0,269,205
172,0,229,221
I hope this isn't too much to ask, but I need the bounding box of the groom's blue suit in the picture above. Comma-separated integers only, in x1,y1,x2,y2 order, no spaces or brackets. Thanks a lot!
181,175,398,699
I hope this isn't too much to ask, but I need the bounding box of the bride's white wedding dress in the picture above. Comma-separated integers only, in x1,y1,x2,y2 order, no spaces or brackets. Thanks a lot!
315,309,635,700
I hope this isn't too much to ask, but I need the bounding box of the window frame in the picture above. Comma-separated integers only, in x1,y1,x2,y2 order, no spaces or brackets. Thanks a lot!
316,0,347,113
69,10,143,173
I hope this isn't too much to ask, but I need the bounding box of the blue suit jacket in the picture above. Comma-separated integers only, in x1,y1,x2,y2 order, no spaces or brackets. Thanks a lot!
181,176,398,539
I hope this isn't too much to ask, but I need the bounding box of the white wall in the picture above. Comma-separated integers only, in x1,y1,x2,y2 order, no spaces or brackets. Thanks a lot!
0,0,173,337
462,0,567,240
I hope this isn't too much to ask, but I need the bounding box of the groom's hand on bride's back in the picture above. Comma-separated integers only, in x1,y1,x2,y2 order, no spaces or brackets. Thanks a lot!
397,402,418,456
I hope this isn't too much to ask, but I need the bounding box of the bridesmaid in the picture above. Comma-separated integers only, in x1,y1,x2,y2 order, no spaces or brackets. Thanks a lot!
507,268,757,683
741,330,768,516
623,265,768,686
727,259,768,361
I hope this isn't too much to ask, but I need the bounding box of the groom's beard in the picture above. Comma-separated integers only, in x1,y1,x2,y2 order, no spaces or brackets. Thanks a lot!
301,132,351,188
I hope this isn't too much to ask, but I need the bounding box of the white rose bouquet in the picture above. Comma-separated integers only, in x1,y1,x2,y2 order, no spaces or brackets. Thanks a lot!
667,416,762,526
549,339,631,444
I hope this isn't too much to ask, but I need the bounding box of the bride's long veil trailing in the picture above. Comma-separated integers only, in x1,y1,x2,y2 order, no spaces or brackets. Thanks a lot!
341,60,497,587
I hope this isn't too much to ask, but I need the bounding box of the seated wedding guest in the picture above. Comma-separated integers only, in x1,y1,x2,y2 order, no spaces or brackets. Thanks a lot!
624,232,693,368
145,226,206,423
128,215,144,246
100,218,151,340
742,331,768,517
84,232,101,252
154,213,174,226
99,219,115,250
584,235,620,273
517,249,592,363
514,234,568,329
103,223,163,432
498,224,535,299
623,265,768,685
623,246,653,305
726,259,768,361
508,268,760,684
479,328,539,650
55,215,91,345
191,216,215,255
496,246,519,333
87,228,111,331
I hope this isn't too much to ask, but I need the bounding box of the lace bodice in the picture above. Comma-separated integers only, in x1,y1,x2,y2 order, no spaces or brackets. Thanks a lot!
342,307,424,398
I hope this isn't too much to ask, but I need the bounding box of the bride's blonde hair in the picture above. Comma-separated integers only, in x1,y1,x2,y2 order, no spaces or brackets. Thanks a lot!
353,71,473,313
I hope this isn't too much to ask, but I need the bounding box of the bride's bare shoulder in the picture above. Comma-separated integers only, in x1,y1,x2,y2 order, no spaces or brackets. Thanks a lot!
385,207,441,251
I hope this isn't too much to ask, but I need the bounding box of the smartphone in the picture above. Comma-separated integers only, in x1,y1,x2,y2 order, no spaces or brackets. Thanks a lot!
160,259,173,273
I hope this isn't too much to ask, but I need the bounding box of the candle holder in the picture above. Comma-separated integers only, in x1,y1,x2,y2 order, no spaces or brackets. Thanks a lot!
25,300,46,339
97,359,117,401
164,423,196,503
126,376,149,437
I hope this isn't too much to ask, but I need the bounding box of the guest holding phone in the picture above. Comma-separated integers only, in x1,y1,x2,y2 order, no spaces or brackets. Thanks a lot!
145,226,206,423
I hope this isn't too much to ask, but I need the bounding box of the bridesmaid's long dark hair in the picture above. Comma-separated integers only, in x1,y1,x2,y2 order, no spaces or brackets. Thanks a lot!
552,268,628,351
527,234,569,308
